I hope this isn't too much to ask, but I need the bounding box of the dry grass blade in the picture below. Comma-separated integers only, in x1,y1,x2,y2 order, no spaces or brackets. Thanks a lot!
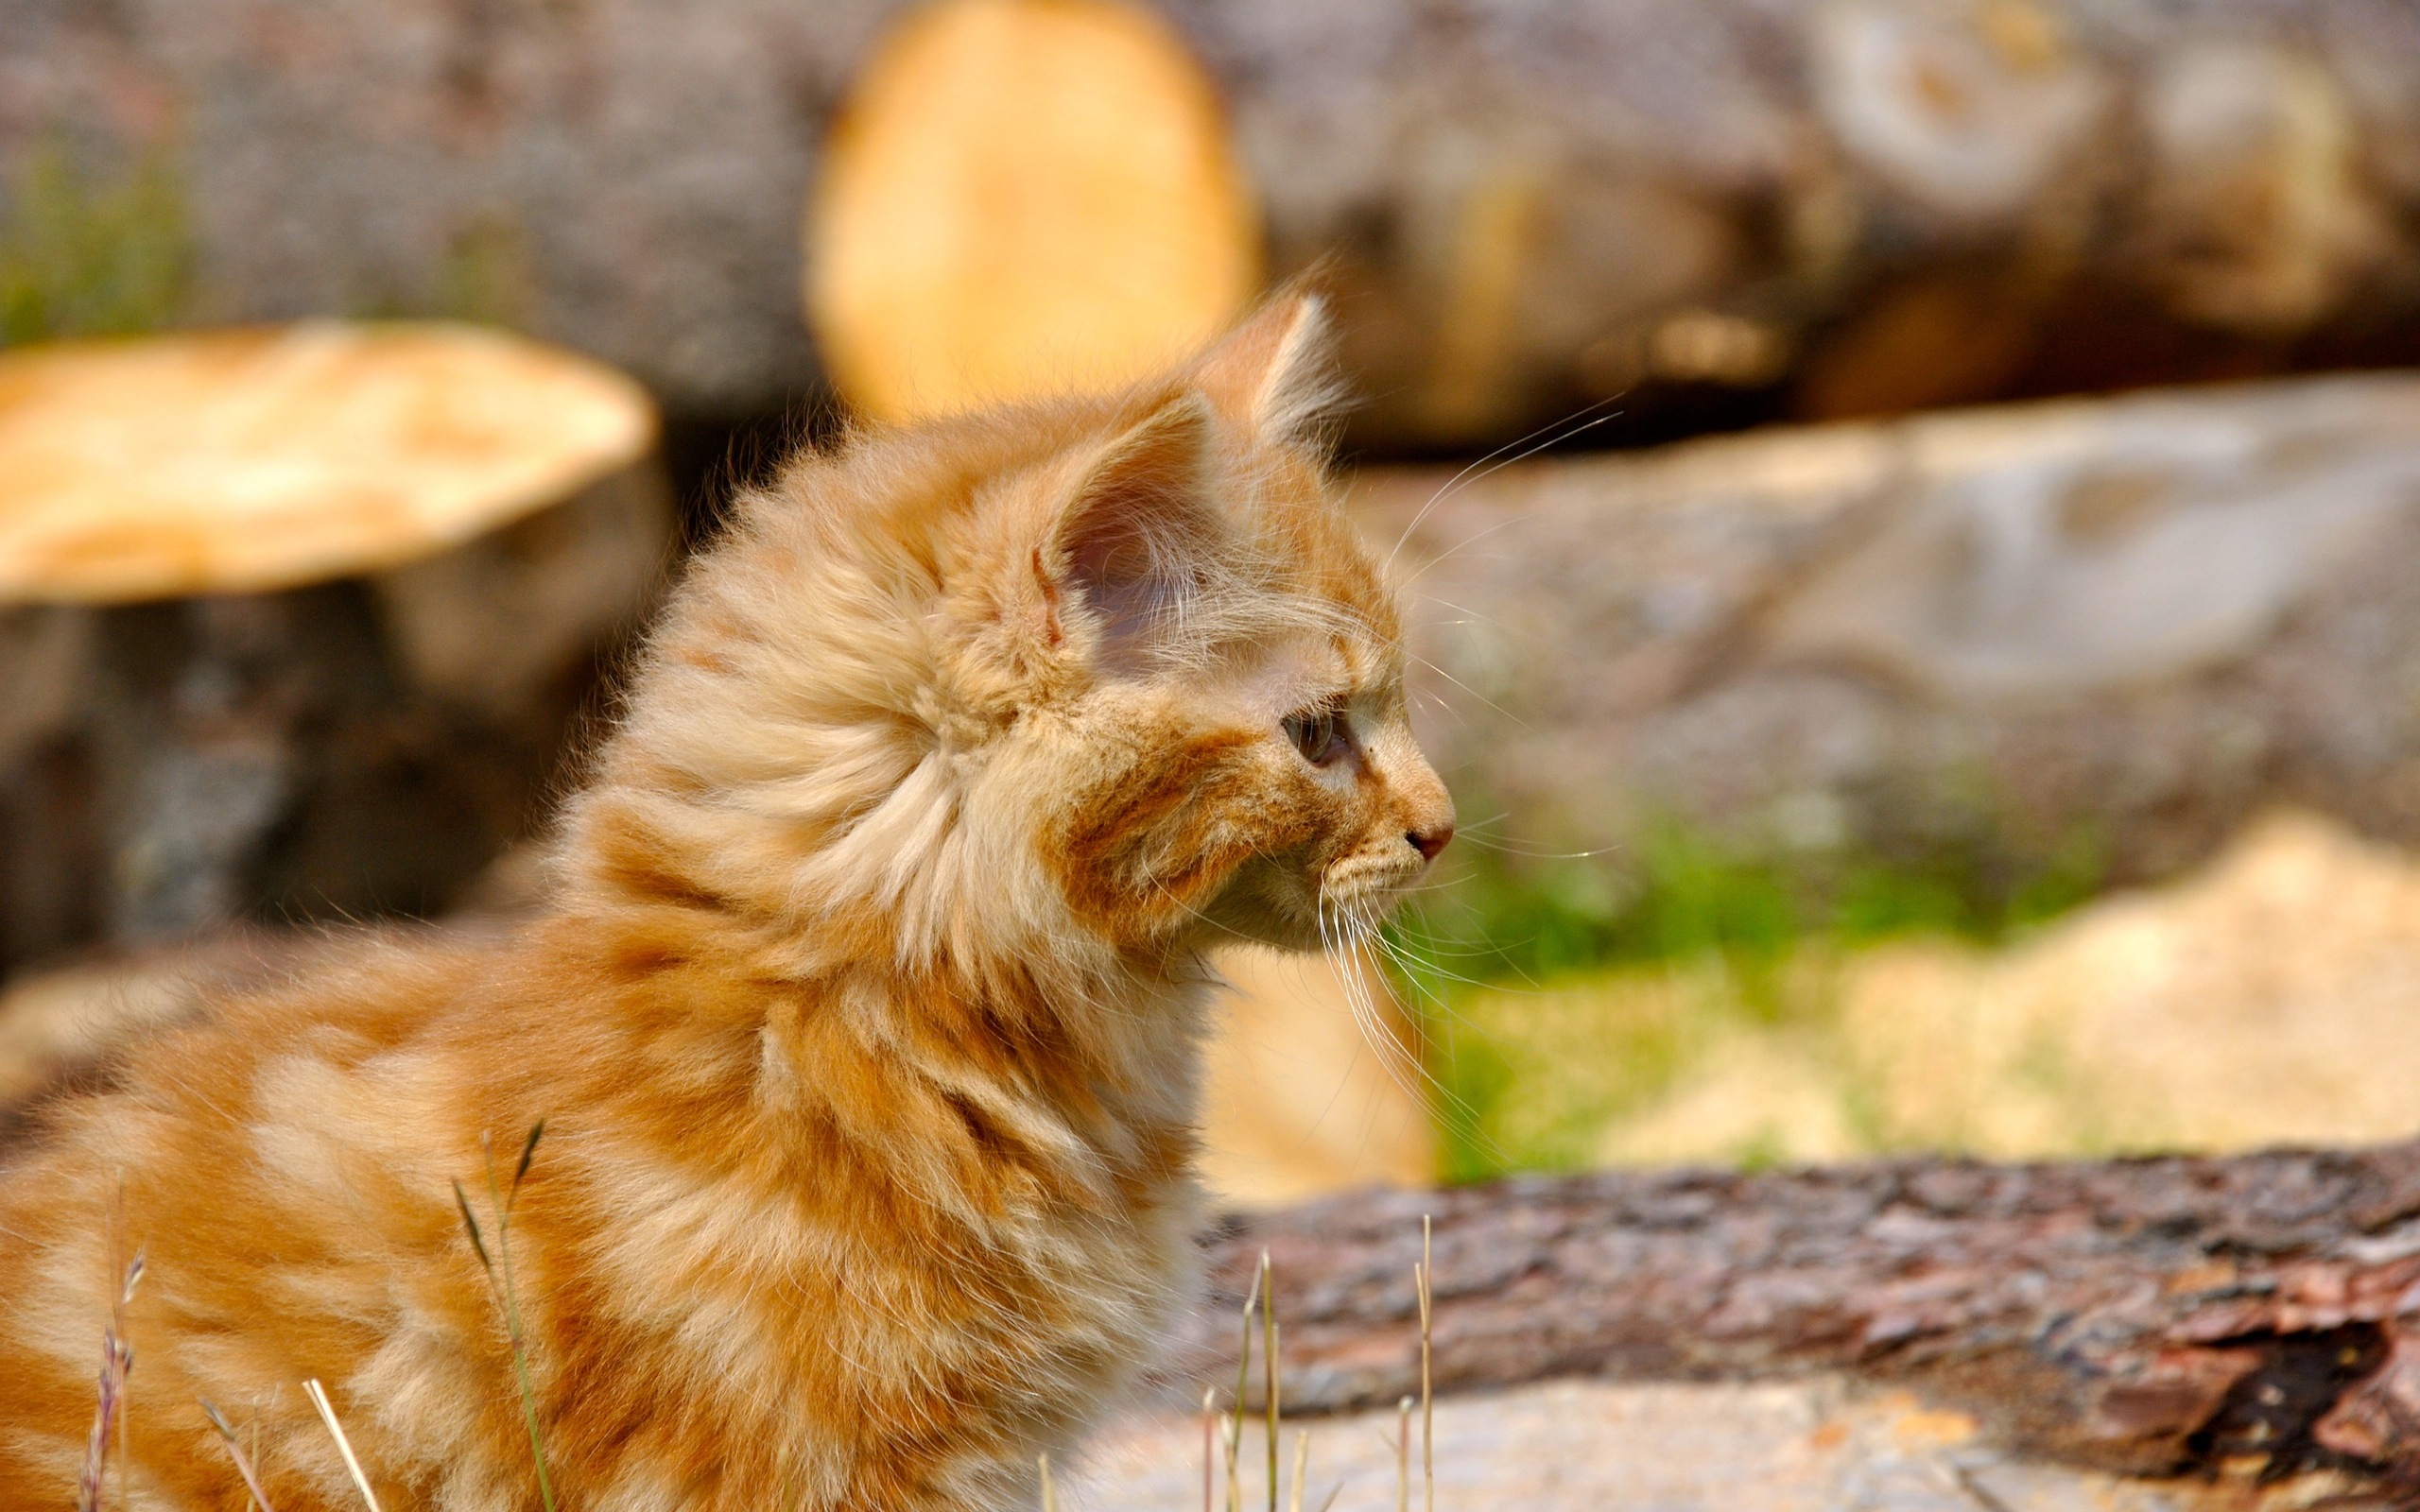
73,1331,130,1512
1262,1250,1277,1512
302,1378,381,1512
511,1118,545,1194
1419,1215,1434,1512
1287,1429,1308,1512
76,1249,143,1512
463,1124,558,1512
1226,1261,1261,1512
1201,1385,1218,1512
1038,1451,1057,1512
200,1399,278,1512
452,1181,493,1272
1396,1396,1412,1512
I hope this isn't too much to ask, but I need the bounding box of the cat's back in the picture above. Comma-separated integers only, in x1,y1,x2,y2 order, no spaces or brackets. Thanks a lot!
0,924,522,1319
0,925,503,1174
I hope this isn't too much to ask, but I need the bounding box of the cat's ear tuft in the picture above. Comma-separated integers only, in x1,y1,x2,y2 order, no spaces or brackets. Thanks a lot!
1189,294,1339,444
1045,393,1223,664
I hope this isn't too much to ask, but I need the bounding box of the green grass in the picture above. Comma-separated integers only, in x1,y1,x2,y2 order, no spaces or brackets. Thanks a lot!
1389,817,2107,1181
0,143,192,346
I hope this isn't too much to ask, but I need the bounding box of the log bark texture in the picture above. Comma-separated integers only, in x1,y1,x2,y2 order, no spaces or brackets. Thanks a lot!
9,0,2420,443
1181,1145,2420,1489
0,465,668,976
1369,370,2420,889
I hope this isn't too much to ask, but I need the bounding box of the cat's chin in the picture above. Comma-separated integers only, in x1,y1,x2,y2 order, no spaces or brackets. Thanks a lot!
1184,865,1327,954
1185,866,1407,955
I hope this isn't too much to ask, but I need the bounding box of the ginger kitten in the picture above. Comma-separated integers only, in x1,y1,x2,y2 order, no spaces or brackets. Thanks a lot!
0,297,1453,1510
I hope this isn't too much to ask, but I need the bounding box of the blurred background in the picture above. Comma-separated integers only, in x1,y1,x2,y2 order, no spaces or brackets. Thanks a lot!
9,0,2420,1205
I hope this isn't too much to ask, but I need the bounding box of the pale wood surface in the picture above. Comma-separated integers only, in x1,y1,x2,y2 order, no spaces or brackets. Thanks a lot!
0,322,656,603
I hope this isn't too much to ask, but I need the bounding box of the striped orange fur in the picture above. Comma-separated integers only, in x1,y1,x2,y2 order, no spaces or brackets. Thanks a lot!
0,297,1453,1510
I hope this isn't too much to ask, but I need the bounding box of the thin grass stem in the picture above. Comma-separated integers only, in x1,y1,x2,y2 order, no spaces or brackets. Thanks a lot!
1261,1251,1277,1512
1226,1262,1260,1512
462,1124,558,1512
77,1251,142,1512
1201,1385,1218,1512
201,1400,278,1512
1420,1216,1434,1512
302,1379,381,1512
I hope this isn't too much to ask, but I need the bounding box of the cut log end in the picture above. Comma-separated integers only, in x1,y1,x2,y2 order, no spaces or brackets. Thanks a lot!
0,321,657,604
806,0,1261,422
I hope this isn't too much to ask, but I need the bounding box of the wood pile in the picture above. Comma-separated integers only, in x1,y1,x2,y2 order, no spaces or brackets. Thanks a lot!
14,0,2420,445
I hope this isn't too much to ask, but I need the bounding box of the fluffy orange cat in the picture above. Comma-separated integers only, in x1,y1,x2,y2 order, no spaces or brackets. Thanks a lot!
0,297,1452,1510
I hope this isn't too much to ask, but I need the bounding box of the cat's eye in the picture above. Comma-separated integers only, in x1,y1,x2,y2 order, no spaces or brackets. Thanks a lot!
1283,708,1350,767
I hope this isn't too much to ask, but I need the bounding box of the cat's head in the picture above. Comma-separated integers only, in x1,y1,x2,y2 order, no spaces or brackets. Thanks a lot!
586,297,1451,971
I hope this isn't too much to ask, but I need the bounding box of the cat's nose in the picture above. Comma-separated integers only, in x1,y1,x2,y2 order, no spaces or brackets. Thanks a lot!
1407,824,1454,863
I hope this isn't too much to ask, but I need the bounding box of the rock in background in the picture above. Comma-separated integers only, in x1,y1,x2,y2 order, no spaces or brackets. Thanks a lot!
9,0,2420,444
1369,370,2420,891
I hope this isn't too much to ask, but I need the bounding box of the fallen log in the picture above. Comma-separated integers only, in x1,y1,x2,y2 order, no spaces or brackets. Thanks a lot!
1182,1144,2420,1487
10,0,2420,444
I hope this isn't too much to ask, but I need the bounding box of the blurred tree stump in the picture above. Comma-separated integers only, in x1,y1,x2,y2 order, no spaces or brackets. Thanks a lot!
0,322,668,974
1181,1145,2420,1490
11,0,2420,446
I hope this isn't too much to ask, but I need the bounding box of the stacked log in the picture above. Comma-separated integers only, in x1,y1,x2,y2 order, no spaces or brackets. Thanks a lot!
11,0,2420,446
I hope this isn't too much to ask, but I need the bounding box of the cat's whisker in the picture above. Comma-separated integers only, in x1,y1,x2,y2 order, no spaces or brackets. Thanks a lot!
1401,501,1573,590
1409,591,1512,635
1404,652,1531,732
1441,833,1621,859
1315,898,1462,1118
1443,810,1514,833
1382,395,1628,577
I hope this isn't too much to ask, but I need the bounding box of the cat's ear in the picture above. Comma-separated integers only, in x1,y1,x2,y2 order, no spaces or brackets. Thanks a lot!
1042,393,1223,663
1188,294,1338,444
